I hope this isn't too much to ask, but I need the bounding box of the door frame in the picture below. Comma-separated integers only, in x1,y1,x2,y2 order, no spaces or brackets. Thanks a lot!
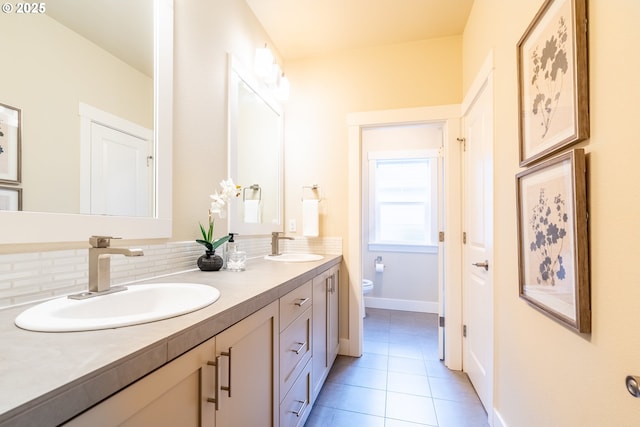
345,105,463,367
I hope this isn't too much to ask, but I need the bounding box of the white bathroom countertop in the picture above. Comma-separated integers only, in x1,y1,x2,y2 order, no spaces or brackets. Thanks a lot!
0,255,341,427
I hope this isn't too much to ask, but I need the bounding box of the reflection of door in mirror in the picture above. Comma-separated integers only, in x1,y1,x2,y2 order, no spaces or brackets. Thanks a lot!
89,124,152,217
79,104,154,217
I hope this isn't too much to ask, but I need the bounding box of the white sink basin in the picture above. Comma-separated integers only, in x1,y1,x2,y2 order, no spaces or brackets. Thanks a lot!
15,283,220,332
264,253,324,262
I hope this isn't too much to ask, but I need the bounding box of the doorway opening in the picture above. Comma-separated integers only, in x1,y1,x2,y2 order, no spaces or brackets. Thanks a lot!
360,123,442,316
346,105,462,368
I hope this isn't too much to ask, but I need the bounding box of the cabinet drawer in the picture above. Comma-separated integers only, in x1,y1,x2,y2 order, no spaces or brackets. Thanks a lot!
280,280,312,331
280,307,311,400
280,360,312,427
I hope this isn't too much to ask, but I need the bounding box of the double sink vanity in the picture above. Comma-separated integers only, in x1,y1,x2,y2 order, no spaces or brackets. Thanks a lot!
0,253,341,427
0,2,337,425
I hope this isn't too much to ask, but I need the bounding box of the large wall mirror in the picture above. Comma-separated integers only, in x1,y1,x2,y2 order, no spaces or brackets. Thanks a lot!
228,56,283,235
0,0,173,244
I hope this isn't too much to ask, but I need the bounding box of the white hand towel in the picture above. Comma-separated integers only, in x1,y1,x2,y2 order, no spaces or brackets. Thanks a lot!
243,199,260,223
302,199,319,237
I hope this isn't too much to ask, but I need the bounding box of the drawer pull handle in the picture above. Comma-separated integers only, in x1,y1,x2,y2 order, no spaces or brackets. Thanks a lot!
291,341,307,354
206,357,221,410
294,297,310,307
291,399,307,417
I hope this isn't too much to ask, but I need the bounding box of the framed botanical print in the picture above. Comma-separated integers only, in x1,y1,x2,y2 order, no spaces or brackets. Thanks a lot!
0,102,22,184
517,0,589,166
0,186,22,211
516,149,590,333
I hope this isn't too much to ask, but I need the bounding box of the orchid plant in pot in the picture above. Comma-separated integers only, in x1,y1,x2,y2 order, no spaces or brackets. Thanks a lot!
196,179,240,271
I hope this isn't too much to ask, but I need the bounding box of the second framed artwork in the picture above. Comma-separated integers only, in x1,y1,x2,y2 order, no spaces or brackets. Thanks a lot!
0,186,22,211
516,149,590,333
0,102,22,184
517,0,589,166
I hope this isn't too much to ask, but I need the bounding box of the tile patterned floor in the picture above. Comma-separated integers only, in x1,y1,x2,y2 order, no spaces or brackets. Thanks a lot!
304,308,489,427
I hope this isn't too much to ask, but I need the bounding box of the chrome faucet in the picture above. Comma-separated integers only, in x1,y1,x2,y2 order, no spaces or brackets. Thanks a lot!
71,236,144,299
271,231,293,256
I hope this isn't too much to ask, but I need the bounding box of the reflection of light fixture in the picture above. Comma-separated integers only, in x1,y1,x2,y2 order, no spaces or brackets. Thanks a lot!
265,62,281,86
254,45,274,78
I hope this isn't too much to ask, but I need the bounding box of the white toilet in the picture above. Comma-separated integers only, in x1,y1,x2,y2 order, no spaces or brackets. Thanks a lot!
362,279,374,318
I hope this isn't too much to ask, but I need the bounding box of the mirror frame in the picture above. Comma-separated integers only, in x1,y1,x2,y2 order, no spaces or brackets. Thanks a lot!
0,0,173,245
227,55,284,236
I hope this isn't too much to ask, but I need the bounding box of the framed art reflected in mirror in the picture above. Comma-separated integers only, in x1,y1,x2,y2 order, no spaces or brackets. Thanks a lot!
0,186,22,211
0,102,21,185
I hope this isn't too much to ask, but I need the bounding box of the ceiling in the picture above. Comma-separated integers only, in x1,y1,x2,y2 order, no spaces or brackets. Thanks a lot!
245,0,475,59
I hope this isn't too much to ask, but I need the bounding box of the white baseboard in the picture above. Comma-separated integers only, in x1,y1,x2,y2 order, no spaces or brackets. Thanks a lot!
364,296,438,313
492,408,507,427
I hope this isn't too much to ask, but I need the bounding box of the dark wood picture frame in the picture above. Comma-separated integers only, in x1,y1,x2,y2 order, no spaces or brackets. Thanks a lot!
516,149,590,333
517,0,589,167
0,102,22,184
0,186,22,211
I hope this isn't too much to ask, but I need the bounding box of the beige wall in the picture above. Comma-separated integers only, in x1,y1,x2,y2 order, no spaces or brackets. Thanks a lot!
282,37,462,244
172,0,280,241
464,0,640,425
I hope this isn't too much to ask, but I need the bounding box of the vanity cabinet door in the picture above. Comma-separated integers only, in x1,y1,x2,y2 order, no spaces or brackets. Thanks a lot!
215,300,279,427
311,264,340,401
63,336,217,427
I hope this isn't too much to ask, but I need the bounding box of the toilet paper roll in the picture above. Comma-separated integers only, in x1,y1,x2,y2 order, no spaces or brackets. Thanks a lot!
375,262,384,273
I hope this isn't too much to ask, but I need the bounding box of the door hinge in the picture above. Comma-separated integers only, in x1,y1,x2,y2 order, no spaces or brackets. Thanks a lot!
463,324,467,337
463,232,467,244
438,231,445,243
439,316,445,327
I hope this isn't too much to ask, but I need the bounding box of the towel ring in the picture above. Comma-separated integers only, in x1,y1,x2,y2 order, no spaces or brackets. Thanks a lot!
243,184,261,201
301,184,321,201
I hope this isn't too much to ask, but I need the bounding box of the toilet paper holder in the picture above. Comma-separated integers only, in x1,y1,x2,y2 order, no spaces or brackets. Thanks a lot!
375,256,385,272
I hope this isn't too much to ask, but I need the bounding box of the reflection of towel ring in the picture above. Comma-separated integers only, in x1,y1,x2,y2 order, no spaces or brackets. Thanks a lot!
301,184,321,201
243,184,261,201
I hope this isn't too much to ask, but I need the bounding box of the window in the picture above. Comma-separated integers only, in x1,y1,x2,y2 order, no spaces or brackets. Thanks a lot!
368,150,438,252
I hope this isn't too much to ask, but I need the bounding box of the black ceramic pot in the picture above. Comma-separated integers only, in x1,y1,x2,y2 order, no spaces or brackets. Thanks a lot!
197,250,224,271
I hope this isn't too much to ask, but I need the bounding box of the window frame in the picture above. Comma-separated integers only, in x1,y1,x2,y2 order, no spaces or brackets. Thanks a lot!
367,149,439,253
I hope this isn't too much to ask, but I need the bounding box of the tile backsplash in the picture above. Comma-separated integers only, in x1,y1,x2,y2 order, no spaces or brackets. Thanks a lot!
0,237,341,309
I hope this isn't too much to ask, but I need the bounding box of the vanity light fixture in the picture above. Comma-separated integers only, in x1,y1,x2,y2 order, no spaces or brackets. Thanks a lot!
264,62,281,86
254,45,290,101
276,74,290,101
254,45,274,79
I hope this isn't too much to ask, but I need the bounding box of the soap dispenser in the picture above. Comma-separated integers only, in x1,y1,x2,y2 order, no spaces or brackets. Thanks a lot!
222,233,235,270
226,234,246,272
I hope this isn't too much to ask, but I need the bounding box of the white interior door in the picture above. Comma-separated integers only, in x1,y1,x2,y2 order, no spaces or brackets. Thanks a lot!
462,74,494,414
90,122,152,217
437,147,445,361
